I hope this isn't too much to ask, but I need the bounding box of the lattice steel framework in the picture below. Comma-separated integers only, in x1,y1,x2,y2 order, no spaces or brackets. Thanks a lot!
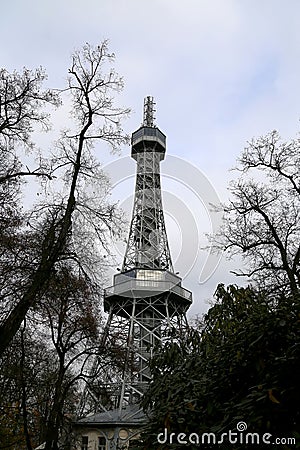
122,97,173,272
83,97,192,417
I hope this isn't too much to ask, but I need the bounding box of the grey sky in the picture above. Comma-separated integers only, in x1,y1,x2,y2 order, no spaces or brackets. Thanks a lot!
2,0,300,316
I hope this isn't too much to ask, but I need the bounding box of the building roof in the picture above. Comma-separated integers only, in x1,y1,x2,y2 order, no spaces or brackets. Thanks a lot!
75,404,147,428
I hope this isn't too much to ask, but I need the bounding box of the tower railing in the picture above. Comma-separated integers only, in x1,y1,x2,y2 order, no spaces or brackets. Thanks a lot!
104,279,192,302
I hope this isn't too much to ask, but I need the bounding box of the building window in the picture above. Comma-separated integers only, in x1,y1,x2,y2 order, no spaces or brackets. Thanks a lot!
136,269,164,281
98,436,106,450
81,436,88,450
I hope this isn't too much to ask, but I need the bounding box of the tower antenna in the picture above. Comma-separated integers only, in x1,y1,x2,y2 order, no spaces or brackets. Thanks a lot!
143,95,156,127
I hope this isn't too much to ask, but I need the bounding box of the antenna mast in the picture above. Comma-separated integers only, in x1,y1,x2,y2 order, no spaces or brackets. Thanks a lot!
143,96,156,127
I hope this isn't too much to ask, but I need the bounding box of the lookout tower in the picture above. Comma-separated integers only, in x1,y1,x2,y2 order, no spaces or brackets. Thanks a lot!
75,97,192,449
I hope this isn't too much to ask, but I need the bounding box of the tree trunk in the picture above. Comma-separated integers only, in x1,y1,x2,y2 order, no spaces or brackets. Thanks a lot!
0,193,75,358
44,361,66,450
20,325,33,450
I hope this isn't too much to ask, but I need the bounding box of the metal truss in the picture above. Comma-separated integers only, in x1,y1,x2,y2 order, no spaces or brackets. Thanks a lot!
122,150,173,272
85,290,190,413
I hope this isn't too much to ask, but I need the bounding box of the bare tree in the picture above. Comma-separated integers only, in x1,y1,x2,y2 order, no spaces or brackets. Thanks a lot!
0,325,57,449
35,266,102,450
214,130,300,296
0,66,60,182
0,67,60,329
0,264,125,449
0,41,130,357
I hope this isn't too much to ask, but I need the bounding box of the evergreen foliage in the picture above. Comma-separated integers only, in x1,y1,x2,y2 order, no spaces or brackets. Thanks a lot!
142,285,300,449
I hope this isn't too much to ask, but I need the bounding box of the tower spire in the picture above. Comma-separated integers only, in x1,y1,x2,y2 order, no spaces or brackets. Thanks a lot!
143,95,156,127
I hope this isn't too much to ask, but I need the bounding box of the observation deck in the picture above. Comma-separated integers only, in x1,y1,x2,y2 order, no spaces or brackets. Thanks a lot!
131,126,166,160
104,268,192,315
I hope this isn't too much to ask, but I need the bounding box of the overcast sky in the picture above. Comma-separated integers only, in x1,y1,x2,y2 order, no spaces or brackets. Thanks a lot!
2,0,300,316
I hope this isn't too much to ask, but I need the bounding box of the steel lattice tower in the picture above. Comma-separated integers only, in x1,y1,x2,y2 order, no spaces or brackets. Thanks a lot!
83,97,192,421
